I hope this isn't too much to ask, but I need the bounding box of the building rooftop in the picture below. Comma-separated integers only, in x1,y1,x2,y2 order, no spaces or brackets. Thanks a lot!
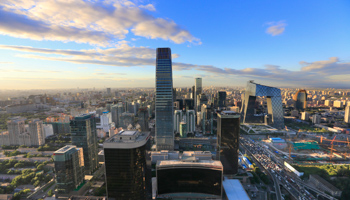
222,179,250,200
157,160,223,170
54,145,77,154
103,130,150,149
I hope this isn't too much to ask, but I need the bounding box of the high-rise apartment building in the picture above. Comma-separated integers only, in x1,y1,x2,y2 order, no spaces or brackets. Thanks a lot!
155,48,174,151
174,110,183,133
217,111,240,174
312,114,321,124
28,119,45,146
103,130,150,200
301,112,310,121
345,106,350,123
54,145,84,194
70,114,98,175
7,116,26,145
186,110,195,134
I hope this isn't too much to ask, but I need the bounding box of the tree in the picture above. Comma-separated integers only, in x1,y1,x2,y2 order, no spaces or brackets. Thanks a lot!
48,189,53,197
37,164,45,171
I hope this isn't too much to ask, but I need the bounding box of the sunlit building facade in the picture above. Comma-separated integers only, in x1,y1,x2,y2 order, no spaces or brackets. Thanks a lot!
293,89,307,110
70,114,98,175
54,145,84,194
241,81,284,129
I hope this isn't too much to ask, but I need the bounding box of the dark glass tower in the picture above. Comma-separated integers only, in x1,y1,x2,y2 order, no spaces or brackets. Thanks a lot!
70,114,98,175
155,48,174,151
217,111,240,174
103,130,150,200
53,145,84,194
217,91,227,108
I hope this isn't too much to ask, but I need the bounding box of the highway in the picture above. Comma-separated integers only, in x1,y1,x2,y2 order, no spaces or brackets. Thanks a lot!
240,136,323,200
240,141,282,200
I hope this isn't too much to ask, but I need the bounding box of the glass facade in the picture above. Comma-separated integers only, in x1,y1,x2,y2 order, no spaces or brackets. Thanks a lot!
155,48,174,151
157,168,222,196
54,146,84,194
241,81,285,129
293,89,307,110
217,113,240,174
104,146,147,200
70,114,98,175
217,91,227,108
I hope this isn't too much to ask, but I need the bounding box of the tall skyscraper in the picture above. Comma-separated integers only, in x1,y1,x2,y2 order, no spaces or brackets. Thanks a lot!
103,130,150,200
54,145,84,194
70,114,98,175
217,111,240,174
195,78,202,111
106,88,111,95
345,106,350,123
155,48,174,151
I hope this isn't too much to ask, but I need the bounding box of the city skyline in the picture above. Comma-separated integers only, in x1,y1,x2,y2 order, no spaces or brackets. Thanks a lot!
1,0,350,90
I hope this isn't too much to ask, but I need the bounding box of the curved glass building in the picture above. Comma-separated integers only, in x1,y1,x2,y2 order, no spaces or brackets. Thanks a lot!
293,89,307,110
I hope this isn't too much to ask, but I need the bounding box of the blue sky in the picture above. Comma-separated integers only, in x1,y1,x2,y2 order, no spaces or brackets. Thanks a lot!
0,0,350,89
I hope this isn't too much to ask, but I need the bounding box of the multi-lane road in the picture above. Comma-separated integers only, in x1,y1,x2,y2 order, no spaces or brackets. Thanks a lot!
240,136,337,200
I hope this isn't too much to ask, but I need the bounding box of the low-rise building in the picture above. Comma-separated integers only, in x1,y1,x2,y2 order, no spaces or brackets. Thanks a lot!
309,174,342,197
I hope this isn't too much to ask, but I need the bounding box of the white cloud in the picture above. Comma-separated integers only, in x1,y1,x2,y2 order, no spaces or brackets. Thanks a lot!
0,0,200,46
265,21,287,36
139,4,156,11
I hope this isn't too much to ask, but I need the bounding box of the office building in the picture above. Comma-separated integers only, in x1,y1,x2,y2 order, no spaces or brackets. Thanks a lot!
54,145,85,194
179,122,187,138
241,81,284,129
345,106,350,123
111,103,123,127
106,88,111,95
184,99,195,110
156,160,223,199
174,110,183,133
195,78,202,111
312,114,321,124
138,107,149,131
293,89,307,110
217,91,227,108
155,48,174,151
120,112,135,128
217,111,240,174
103,130,150,200
70,114,98,175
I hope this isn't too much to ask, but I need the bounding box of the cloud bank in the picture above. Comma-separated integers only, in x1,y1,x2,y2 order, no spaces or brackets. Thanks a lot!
0,0,201,46
1,44,350,88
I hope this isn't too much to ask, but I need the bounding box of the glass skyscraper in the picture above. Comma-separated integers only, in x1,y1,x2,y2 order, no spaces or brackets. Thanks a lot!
155,48,174,151
70,114,98,175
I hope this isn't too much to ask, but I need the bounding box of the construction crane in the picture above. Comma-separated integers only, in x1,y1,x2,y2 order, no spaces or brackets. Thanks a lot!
330,136,336,161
